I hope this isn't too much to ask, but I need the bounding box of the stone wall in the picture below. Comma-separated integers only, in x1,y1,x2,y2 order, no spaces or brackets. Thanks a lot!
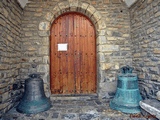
130,0,160,99
20,0,132,99
0,0,23,116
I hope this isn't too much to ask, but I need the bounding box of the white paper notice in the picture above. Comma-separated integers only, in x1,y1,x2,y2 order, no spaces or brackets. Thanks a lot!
58,43,68,51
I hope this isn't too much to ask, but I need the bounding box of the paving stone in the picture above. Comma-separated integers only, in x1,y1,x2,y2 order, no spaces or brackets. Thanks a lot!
94,100,102,105
67,107,82,113
40,112,49,118
61,113,77,120
52,112,59,119
79,113,95,120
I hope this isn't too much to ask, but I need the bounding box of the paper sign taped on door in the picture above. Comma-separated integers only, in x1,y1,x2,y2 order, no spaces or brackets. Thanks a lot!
58,43,68,51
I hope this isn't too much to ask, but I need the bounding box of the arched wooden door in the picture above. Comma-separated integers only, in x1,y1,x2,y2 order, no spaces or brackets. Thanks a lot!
50,12,96,95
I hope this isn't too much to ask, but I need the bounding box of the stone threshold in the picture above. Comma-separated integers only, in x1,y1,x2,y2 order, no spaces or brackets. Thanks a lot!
50,94,98,100
139,99,160,119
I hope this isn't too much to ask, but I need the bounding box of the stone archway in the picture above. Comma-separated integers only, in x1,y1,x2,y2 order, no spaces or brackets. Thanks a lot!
38,0,107,98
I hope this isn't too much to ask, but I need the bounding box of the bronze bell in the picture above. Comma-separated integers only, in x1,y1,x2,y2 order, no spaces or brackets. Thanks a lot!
110,66,142,113
17,74,51,114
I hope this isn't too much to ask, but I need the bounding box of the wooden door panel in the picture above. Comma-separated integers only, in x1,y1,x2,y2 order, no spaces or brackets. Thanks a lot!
50,13,96,94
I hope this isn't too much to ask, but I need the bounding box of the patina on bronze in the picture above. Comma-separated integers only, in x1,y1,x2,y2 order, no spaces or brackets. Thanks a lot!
17,74,51,114
110,66,142,113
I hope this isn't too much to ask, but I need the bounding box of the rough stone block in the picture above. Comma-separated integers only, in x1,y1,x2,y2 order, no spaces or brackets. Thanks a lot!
45,12,53,21
38,46,49,55
39,22,50,31
98,53,105,62
34,13,42,17
155,11,160,17
43,56,49,64
153,49,160,54
106,31,112,36
0,83,8,89
2,8,8,18
99,45,119,52
1,92,9,102
107,37,117,41
97,30,106,36
96,20,106,30
52,5,60,15
25,32,33,37
0,18,6,27
29,57,43,63
101,63,112,70
0,102,9,110
38,31,50,37
112,0,122,4
97,36,107,44
147,0,153,4
122,34,130,37
28,68,37,73
114,63,119,70
0,64,9,70
21,63,31,68
25,46,37,51
37,64,49,73
103,0,110,4
133,53,141,57
147,28,154,34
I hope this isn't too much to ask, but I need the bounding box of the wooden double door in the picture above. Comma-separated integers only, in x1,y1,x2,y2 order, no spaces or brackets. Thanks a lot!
50,12,96,95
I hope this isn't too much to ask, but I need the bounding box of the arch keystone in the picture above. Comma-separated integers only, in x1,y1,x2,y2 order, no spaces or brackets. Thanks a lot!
68,0,78,7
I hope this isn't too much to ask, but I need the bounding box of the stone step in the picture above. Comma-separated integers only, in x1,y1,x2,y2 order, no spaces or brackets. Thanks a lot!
50,94,98,101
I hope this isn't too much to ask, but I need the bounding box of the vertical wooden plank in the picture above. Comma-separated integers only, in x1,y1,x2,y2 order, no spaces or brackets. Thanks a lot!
80,15,87,94
61,15,67,94
67,14,75,94
73,14,80,94
64,14,69,94
78,14,83,94
86,17,90,94
88,22,96,93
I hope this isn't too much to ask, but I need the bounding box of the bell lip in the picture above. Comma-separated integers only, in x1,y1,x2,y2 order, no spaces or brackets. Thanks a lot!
109,101,141,114
16,98,52,114
16,103,52,114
